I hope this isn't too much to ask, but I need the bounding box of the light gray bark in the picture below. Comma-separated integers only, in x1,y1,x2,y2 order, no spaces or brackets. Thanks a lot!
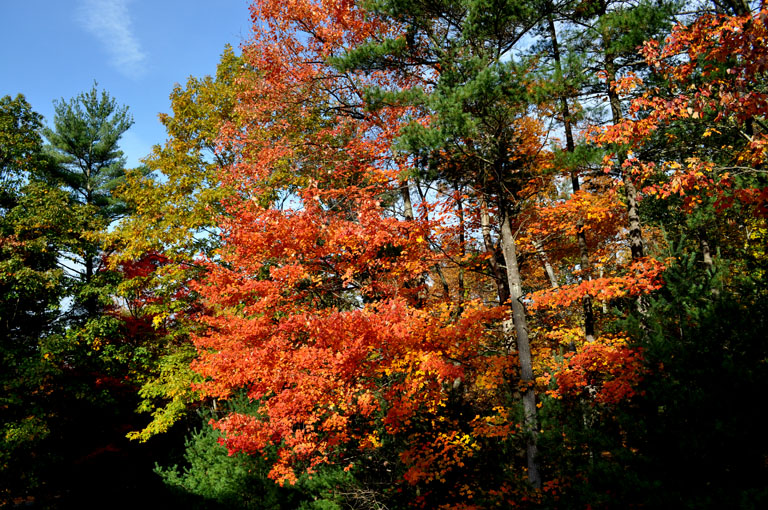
500,209,541,488
534,239,559,289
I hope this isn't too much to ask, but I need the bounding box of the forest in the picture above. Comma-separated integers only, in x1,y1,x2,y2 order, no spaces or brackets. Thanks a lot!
2,0,768,508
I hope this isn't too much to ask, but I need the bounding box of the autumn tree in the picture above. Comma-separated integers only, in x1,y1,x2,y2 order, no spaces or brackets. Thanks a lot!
110,47,244,440
113,46,241,263
577,6,768,505
176,1,549,506
540,0,680,263
333,0,559,488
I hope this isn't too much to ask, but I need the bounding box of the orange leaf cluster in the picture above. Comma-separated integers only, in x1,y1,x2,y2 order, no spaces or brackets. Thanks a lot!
550,338,647,405
530,257,666,311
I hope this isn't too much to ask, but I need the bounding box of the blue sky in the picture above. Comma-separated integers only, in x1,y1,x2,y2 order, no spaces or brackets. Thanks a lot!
1,0,252,168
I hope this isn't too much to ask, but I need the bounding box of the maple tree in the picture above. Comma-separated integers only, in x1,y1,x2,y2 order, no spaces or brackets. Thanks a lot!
183,0,674,502
336,0,558,488
179,1,551,506
109,47,246,440
6,1,768,507
188,0,430,491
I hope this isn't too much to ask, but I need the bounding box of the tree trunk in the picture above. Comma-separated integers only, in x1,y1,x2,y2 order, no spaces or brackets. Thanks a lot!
500,208,541,488
600,10,649,320
401,180,414,221
699,228,715,270
84,246,98,317
605,56,645,261
534,239,559,289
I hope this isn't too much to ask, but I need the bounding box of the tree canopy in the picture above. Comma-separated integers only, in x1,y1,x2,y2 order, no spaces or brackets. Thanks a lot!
2,2,768,508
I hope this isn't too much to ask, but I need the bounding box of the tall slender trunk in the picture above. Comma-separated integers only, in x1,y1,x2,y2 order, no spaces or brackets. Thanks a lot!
548,13,596,342
534,239,559,289
599,1,647,319
401,180,414,221
605,52,645,261
699,228,715,270
599,266,609,314
699,228,720,297
500,207,541,488
84,248,97,317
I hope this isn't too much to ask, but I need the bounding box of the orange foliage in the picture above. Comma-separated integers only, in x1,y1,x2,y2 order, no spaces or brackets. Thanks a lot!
530,257,667,311
548,337,647,405
190,0,521,488
592,8,768,217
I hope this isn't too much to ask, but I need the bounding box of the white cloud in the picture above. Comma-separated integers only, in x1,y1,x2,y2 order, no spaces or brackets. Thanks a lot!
77,0,147,78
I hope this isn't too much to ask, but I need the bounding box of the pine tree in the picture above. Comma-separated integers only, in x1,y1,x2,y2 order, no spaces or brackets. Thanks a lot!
42,84,133,318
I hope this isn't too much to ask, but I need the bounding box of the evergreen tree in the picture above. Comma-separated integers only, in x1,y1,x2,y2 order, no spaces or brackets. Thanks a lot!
42,84,134,319
43,84,133,218
337,0,546,487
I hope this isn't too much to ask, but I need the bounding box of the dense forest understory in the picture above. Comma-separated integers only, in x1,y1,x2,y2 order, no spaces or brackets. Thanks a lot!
3,0,768,508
